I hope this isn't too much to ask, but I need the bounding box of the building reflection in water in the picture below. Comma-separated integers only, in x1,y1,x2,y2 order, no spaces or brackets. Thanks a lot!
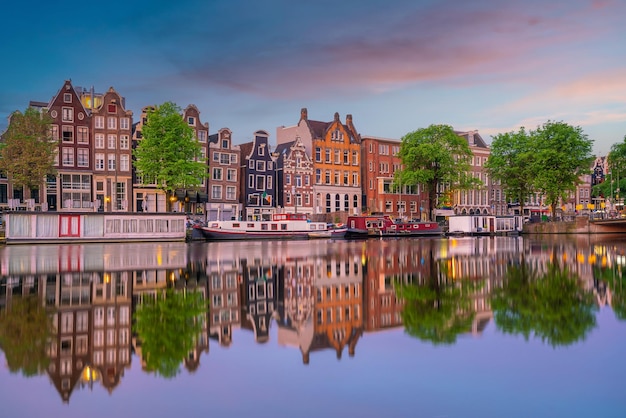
1,235,625,401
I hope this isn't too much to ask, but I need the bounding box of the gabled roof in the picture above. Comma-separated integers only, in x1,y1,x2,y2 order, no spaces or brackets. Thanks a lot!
455,130,489,149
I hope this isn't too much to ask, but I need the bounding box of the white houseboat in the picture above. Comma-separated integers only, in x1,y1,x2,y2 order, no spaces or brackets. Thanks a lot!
195,213,330,240
447,215,523,236
3,212,187,244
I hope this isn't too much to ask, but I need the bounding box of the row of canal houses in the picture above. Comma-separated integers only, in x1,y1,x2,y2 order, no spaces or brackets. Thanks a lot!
1,79,599,222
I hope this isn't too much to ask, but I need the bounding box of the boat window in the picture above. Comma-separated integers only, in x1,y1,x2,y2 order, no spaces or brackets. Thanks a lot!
271,224,278,231
281,224,288,230
232,223,240,228
261,224,268,230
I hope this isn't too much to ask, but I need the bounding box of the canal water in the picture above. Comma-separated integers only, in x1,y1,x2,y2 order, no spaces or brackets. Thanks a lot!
0,235,625,418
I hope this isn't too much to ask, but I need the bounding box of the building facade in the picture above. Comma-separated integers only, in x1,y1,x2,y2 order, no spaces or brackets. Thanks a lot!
207,128,241,221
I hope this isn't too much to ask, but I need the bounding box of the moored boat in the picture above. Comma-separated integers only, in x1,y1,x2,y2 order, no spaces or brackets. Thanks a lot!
345,214,443,238
308,226,348,239
195,213,331,241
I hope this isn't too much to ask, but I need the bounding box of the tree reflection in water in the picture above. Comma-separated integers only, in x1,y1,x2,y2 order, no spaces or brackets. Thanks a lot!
593,264,626,321
133,289,207,378
395,253,478,346
491,258,597,347
0,295,52,376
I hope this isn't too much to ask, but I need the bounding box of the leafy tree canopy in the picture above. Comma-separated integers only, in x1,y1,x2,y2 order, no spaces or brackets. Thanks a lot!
491,261,597,347
0,296,52,377
133,102,207,197
0,107,56,190
484,127,535,216
530,121,594,218
397,124,481,219
133,289,208,378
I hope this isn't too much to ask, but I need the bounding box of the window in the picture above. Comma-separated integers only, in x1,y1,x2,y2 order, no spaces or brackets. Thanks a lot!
95,153,104,170
120,117,129,130
286,174,291,185
296,175,302,187
227,169,237,181
212,167,223,180
316,169,321,184
107,117,117,129
305,175,310,186
187,116,195,125
121,155,129,171
77,149,89,167
64,93,72,103
62,107,73,122
50,125,59,140
95,116,104,129
315,147,321,162
230,154,237,163
77,126,89,143
108,134,116,149
212,185,222,199
62,126,73,142
108,154,116,170
256,160,266,171
221,137,229,148
256,175,265,190
325,149,331,163
108,104,117,113
226,186,236,200
352,151,358,165
120,135,129,149
62,148,74,166
198,130,207,142
95,133,104,149
220,153,230,165
334,149,340,164
344,150,349,164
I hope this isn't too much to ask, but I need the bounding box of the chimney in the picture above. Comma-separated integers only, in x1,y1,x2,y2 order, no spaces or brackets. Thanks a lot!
346,114,352,125
300,108,308,121
334,112,340,122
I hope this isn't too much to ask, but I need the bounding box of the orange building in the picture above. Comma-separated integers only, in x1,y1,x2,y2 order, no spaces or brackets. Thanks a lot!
277,108,361,222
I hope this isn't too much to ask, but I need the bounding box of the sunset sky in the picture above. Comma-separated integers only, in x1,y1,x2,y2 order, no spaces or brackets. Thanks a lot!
1,0,625,155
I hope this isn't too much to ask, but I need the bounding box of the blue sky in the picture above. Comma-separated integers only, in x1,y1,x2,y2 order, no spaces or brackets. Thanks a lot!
1,0,625,155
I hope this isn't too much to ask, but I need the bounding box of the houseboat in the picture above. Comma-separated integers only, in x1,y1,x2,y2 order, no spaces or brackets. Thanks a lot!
195,213,330,240
3,212,187,244
345,214,443,238
447,215,523,236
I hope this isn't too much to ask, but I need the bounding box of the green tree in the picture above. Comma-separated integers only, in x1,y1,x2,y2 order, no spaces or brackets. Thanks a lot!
395,253,476,345
133,289,207,378
484,128,535,216
0,296,52,376
594,136,626,205
530,121,594,220
491,259,597,347
0,107,56,195
133,102,207,211
397,124,480,220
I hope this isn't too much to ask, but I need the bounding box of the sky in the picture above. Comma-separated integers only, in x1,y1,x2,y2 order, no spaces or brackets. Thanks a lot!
1,0,625,156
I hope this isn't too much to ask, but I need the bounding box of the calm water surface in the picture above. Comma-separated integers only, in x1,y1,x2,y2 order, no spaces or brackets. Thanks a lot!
1,236,625,418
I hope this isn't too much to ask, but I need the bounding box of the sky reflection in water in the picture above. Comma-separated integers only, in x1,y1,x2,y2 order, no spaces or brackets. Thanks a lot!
1,236,625,418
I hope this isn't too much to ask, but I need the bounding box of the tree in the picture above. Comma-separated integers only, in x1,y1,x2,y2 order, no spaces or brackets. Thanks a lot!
133,289,207,378
0,296,52,376
491,259,597,347
593,136,626,206
484,128,535,216
0,107,56,195
133,102,207,211
397,124,480,221
395,251,476,345
530,121,594,220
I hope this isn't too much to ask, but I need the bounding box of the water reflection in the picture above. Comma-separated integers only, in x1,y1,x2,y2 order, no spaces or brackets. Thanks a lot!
0,236,625,403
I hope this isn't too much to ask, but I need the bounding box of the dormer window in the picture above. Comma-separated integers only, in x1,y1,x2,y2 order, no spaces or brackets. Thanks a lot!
222,138,230,149
258,146,265,156
187,116,195,125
